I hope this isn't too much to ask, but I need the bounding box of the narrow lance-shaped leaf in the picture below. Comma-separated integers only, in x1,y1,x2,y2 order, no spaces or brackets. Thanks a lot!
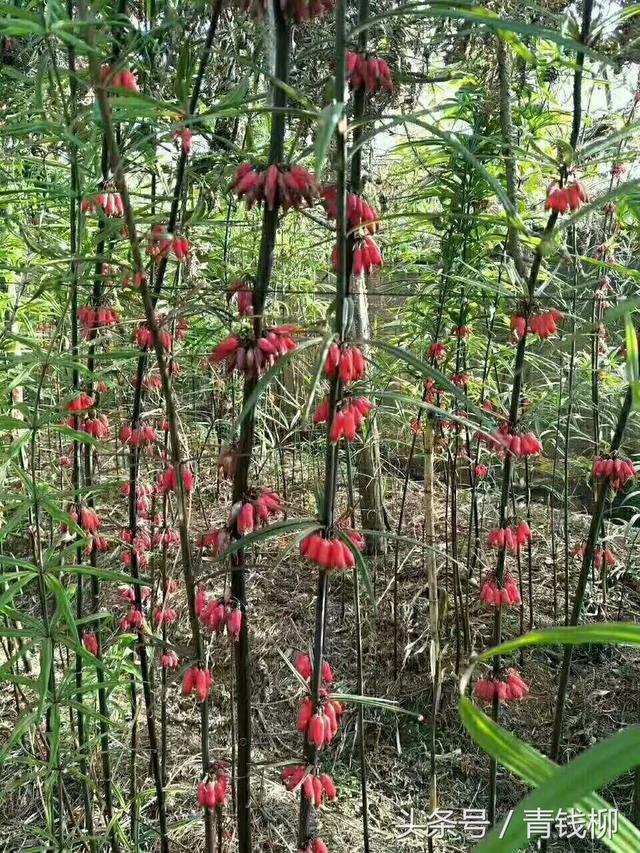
459,697,640,853
624,313,640,410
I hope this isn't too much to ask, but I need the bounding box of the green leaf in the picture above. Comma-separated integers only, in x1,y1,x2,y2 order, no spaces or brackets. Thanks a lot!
47,576,80,645
314,102,344,177
335,528,375,607
497,30,536,65
0,416,30,431
276,647,310,691
263,73,318,114
302,331,335,421
624,314,640,410
473,623,640,664
363,340,491,425
350,6,613,65
232,337,323,434
332,691,424,719
215,518,321,561
0,709,43,767
0,573,37,611
460,698,640,852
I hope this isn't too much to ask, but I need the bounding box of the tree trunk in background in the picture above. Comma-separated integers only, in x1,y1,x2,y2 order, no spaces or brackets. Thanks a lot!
352,273,385,552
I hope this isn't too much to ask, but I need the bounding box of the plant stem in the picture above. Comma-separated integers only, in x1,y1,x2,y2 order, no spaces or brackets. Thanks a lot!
549,387,632,761
229,6,289,850
298,1,348,845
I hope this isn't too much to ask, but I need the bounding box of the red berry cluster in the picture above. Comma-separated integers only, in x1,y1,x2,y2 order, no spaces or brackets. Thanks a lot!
135,322,173,352
231,489,284,536
283,766,337,806
529,310,563,339
78,304,119,338
300,531,363,570
474,669,529,703
120,607,145,632
72,506,101,534
322,187,379,234
313,396,374,443
232,163,319,210
82,190,124,218
121,481,153,514
511,310,564,342
122,270,147,288
283,0,334,19
480,572,522,607
227,279,255,317
593,456,637,490
452,372,470,388
121,524,154,569
161,650,179,669
154,607,177,626
198,763,230,809
120,421,158,448
594,547,617,568
173,127,193,155
80,414,111,440
324,343,366,383
157,465,196,495
484,426,542,458
284,655,344,853
196,589,243,640
332,235,383,276
200,528,231,556
238,0,334,22
486,521,532,554
146,224,191,260
429,342,447,362
100,65,139,92
218,447,237,479
298,694,345,749
183,665,214,702
299,839,330,853
154,529,180,549
452,325,472,338
545,180,589,214
83,632,99,657
346,52,393,93
63,503,107,554
208,326,298,377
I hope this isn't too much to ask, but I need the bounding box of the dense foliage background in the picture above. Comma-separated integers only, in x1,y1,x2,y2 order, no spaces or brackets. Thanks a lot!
2,0,640,851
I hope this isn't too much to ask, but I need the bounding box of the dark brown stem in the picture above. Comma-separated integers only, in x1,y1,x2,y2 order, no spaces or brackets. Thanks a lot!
298,1,348,846
345,448,370,852
228,6,289,851
549,388,632,761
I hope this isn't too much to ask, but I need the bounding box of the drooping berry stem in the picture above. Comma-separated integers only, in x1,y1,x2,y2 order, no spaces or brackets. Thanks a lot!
298,3,348,849
64,27,96,846
549,386,633,761
229,6,290,851
487,0,592,824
